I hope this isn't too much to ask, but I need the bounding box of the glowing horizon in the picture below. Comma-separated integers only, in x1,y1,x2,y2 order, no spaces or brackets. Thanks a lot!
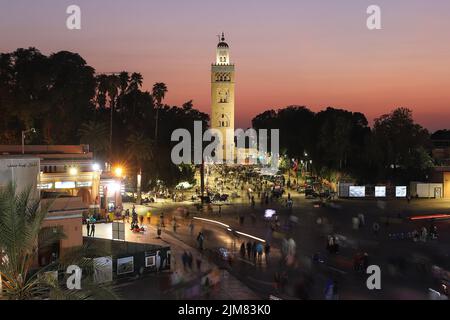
1,0,450,131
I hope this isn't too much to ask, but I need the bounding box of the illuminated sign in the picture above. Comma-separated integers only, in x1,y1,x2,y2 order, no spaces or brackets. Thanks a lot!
349,186,365,197
38,183,53,189
375,186,386,197
396,186,407,197
55,181,76,189
76,181,92,187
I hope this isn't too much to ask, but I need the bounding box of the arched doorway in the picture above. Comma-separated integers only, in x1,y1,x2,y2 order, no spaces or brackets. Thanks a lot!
77,188,92,205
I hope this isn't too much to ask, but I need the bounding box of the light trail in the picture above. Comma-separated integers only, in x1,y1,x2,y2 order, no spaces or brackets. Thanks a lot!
193,216,266,242
235,231,266,243
193,217,230,228
409,214,450,221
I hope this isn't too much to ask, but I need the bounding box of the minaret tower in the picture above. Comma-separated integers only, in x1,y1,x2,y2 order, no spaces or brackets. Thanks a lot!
211,32,235,159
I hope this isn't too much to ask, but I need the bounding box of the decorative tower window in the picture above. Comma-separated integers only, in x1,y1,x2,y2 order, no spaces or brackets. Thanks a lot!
217,88,229,103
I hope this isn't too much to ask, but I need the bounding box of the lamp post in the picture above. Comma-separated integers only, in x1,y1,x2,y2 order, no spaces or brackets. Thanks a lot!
21,128,36,154
136,169,142,205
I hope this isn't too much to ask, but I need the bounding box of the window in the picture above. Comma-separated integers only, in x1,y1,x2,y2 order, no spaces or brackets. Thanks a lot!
218,114,229,127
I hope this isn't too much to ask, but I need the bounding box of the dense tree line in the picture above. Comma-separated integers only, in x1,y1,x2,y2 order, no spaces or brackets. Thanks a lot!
1,47,443,188
0,48,208,190
253,106,435,184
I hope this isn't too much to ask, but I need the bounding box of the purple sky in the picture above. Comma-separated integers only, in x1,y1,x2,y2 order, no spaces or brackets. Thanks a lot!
1,0,450,130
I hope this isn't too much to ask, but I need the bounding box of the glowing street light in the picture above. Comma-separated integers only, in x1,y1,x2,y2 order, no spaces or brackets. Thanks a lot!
69,167,78,176
114,166,123,177
92,163,100,171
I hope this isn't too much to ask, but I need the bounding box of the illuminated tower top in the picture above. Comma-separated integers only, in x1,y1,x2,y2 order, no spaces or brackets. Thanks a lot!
216,32,231,65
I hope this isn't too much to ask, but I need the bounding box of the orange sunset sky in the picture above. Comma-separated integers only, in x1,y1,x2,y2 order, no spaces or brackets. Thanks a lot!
1,0,450,130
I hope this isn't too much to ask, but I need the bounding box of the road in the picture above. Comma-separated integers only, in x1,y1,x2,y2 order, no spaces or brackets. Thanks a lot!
124,192,450,300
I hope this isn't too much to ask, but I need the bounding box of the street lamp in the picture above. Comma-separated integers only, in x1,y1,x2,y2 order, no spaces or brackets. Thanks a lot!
21,128,36,154
69,167,78,176
114,166,123,177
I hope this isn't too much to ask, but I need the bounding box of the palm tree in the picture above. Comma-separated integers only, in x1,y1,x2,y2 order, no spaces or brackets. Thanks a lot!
129,73,143,117
126,132,153,204
116,72,130,115
152,82,168,144
106,75,120,158
78,120,109,159
118,71,130,95
95,74,109,110
0,184,116,300
129,72,143,92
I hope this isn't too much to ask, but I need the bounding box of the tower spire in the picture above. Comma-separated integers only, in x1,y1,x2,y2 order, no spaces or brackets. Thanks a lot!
221,32,225,42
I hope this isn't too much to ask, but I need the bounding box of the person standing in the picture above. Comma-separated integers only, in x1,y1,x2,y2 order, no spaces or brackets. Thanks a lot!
125,209,130,223
196,255,202,272
91,223,96,237
372,222,380,236
160,212,165,228
264,243,271,264
246,242,252,260
197,232,204,251
187,252,193,271
256,242,263,263
86,220,91,237
172,217,177,233
189,219,194,236
240,243,246,259
157,223,162,239
252,242,257,262
324,278,334,300
239,214,244,226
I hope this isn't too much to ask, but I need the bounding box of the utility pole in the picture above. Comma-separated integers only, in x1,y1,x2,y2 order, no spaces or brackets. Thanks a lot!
21,128,36,154
200,160,205,205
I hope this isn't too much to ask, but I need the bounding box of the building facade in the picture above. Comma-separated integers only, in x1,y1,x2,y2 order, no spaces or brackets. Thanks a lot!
0,145,123,210
0,145,124,267
211,33,235,159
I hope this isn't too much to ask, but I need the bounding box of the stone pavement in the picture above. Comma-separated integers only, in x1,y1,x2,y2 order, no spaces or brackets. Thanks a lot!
83,221,260,300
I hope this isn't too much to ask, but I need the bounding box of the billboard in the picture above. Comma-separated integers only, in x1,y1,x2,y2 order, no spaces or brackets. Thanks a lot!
396,186,407,197
349,186,365,197
94,256,113,284
375,186,386,197
0,158,40,198
117,256,134,275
